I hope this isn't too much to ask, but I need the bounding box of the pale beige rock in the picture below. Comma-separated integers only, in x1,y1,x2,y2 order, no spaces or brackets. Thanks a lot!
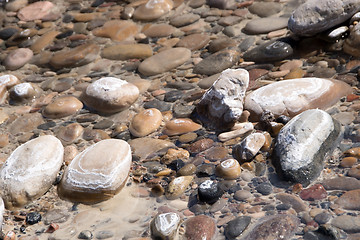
233,132,265,162
129,138,175,160
58,139,132,203
42,96,83,119
218,122,254,142
244,78,353,121
64,145,78,165
0,135,63,209
3,48,33,70
133,0,173,21
166,176,193,200
129,108,162,137
216,159,241,180
92,20,138,41
101,44,152,60
30,30,59,54
56,123,84,144
81,77,139,114
163,118,202,136
17,1,59,21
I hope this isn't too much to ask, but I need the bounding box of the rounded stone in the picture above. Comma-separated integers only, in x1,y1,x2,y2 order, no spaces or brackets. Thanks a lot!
129,108,162,137
165,176,193,200
163,118,201,136
244,17,288,34
150,212,181,240
142,23,177,38
225,216,251,239
3,48,33,70
233,133,266,162
42,96,83,119
9,83,41,102
216,158,241,180
176,33,210,51
101,44,152,60
198,179,223,204
138,48,191,76
81,77,139,114
58,139,132,203
0,135,63,209
17,1,58,21
133,0,173,21
185,215,216,240
92,20,138,41
56,123,84,144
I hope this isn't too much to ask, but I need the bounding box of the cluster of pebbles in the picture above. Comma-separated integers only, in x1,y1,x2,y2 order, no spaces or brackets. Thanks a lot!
2,0,360,239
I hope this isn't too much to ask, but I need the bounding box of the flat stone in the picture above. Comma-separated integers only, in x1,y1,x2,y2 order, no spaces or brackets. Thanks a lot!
244,78,352,121
102,44,152,60
129,108,162,137
233,132,265,162
275,193,308,212
335,189,360,210
151,212,181,240
193,48,240,75
165,176,193,200
244,17,288,34
92,20,138,41
248,2,282,17
288,0,360,36
50,43,100,69
332,215,360,233
299,184,327,201
196,69,249,129
9,112,44,135
234,190,252,201
5,0,28,12
81,77,139,114
176,33,210,51
142,23,177,38
170,13,200,27
17,1,59,21
56,123,83,144
133,0,173,21
242,215,299,240
273,109,340,186
42,96,83,119
138,48,191,76
208,36,237,53
243,38,293,63
58,139,132,203
3,48,33,70
0,135,63,209
185,215,216,240
129,138,175,160
163,118,201,136
31,30,59,54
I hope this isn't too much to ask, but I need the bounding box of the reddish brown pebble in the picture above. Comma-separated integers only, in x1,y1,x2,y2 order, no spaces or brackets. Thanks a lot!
187,138,214,154
340,157,357,168
292,183,303,194
299,184,327,201
347,94,360,102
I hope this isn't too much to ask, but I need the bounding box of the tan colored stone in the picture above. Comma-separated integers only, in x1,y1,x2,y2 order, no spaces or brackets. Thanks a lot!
42,96,83,119
176,33,210,51
30,30,59,54
93,20,138,41
142,23,177,38
64,145,78,165
133,0,173,21
56,123,84,144
81,77,139,114
101,44,152,60
163,118,201,136
9,83,42,102
58,139,132,203
216,158,241,180
165,176,193,200
72,12,102,22
3,48,33,70
340,157,357,168
129,108,162,137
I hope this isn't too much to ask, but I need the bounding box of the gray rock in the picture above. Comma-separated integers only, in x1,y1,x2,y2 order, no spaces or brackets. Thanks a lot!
196,68,249,130
273,109,341,186
244,17,288,34
288,0,360,36
332,215,360,233
225,216,251,239
248,2,282,17
275,193,308,213
322,177,360,191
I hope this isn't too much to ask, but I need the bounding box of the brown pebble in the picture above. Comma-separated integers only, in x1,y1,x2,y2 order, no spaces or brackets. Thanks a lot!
0,133,9,147
42,96,83,119
177,163,197,176
163,118,201,136
216,158,241,180
344,147,360,158
187,138,214,154
340,157,357,168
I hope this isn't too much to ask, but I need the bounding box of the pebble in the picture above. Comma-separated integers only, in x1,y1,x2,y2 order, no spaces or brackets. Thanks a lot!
81,77,139,114
255,182,273,195
102,44,152,60
165,176,193,200
299,184,327,201
273,109,340,186
151,212,181,240
26,212,41,225
9,82,41,102
163,118,201,136
133,0,173,21
92,20,138,41
248,2,282,17
3,48,33,70
129,108,162,137
138,47,191,76
335,189,360,210
196,68,249,129
198,179,223,204
185,215,216,240
176,33,210,51
275,193,308,213
129,138,175,160
244,17,288,34
170,13,200,27
17,1,59,21
142,23,177,38
322,177,360,190
58,139,132,203
0,135,63,209
187,138,213,154
216,158,241,180
224,216,251,239
233,132,265,162
42,96,83,119
218,122,254,142
56,123,83,144
245,78,352,120
340,157,357,168
331,215,360,233
234,190,252,201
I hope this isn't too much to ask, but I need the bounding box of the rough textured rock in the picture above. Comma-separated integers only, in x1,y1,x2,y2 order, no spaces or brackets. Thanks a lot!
58,139,132,203
0,136,63,209
244,78,352,121
185,215,216,240
273,109,341,186
196,68,249,130
81,77,139,114
151,212,181,240
288,0,360,36
233,132,265,162
242,215,300,240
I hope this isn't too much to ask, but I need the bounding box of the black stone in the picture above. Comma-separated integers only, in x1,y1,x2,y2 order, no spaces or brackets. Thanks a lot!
0,28,18,40
166,82,195,90
56,30,74,39
144,99,172,112
314,212,331,224
26,212,42,225
243,38,294,63
224,216,251,239
37,121,56,130
168,159,185,171
276,203,291,211
276,115,291,125
198,180,223,204
255,182,273,195
164,90,183,102
173,103,195,118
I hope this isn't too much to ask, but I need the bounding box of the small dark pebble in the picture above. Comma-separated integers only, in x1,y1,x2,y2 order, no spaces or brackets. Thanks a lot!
93,119,113,129
62,14,74,23
37,121,56,130
0,28,18,40
196,164,215,177
56,30,73,39
168,159,185,171
144,99,172,112
255,182,273,195
78,230,93,239
164,90,183,102
26,212,42,225
276,203,292,211
91,0,105,7
225,216,251,239
314,212,331,224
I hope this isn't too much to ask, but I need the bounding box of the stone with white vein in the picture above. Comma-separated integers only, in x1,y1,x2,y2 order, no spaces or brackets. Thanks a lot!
151,212,181,240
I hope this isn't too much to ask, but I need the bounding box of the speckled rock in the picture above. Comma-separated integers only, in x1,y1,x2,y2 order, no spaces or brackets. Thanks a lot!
244,78,352,121
3,48,33,70
163,118,201,136
185,215,216,240
42,96,83,119
273,109,340,186
138,48,191,76
58,139,132,203
129,108,162,137
288,0,360,36
151,212,181,240
81,77,139,114
165,176,193,200
197,69,249,130
0,135,63,209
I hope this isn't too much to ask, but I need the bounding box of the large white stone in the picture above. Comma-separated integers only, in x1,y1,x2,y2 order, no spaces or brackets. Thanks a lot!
58,139,132,203
244,78,352,121
0,135,63,209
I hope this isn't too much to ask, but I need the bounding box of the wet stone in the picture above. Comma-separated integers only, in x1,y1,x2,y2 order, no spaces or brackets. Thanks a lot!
163,118,201,136
198,179,223,204
144,99,172,112
176,33,210,51
129,108,162,137
78,230,93,239
42,96,83,119
188,138,214,154
224,216,251,239
299,184,327,201
165,176,193,200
